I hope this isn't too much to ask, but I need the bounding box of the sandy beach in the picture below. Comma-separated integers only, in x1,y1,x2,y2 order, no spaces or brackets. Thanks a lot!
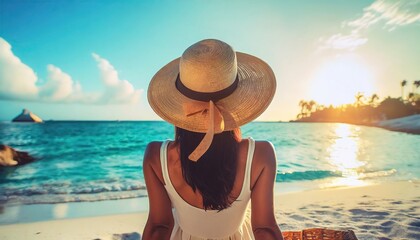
0,180,418,240
277,181,419,239
376,114,420,134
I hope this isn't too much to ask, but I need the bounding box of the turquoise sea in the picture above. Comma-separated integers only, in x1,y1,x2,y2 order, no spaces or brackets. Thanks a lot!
0,121,419,221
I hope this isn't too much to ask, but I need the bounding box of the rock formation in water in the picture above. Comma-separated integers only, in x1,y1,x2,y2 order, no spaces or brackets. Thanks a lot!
0,145,35,167
12,109,43,122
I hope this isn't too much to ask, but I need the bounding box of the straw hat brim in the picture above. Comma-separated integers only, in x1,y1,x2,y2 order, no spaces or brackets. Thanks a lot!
148,52,276,133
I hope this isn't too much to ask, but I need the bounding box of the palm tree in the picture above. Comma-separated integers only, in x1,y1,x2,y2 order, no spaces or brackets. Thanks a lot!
307,100,317,113
401,79,407,100
355,92,364,107
369,94,379,107
298,100,308,118
414,80,420,93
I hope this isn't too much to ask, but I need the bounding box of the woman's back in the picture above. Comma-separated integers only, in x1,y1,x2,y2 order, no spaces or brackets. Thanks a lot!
165,138,251,209
162,139,255,239
143,137,281,239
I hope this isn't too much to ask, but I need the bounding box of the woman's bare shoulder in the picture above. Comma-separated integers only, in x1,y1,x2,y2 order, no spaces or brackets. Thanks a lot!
143,141,166,184
143,141,163,163
248,140,276,191
254,140,276,165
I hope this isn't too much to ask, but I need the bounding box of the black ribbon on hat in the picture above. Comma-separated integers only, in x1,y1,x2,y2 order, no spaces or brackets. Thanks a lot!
175,74,239,102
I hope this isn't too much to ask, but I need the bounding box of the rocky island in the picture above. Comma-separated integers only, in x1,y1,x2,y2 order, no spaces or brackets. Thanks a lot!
12,109,43,123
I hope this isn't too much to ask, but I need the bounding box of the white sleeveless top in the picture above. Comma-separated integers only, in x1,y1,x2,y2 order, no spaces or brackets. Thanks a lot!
160,138,256,240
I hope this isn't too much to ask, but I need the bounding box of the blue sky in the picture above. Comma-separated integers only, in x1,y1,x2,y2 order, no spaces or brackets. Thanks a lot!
1,0,419,121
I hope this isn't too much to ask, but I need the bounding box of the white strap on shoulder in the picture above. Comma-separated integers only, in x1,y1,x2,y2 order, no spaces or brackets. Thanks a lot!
244,137,255,191
160,140,171,186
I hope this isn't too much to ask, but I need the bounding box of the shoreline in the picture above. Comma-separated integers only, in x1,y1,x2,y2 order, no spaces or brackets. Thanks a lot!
291,114,420,135
0,179,331,225
0,180,418,240
0,177,387,225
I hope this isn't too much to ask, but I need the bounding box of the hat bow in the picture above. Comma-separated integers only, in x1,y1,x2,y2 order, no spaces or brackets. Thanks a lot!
183,100,225,161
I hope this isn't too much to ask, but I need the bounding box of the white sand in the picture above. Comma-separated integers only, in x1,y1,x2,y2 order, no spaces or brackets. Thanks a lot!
0,212,148,240
376,114,420,134
0,180,419,240
276,181,420,239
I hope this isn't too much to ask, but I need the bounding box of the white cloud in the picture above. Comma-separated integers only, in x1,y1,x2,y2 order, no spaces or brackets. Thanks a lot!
348,0,420,31
0,38,38,100
0,37,142,105
320,0,420,50
39,65,81,101
92,53,142,104
319,34,368,51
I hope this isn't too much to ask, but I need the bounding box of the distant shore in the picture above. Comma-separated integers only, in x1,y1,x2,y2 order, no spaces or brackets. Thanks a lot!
375,114,420,134
0,180,418,240
292,114,420,134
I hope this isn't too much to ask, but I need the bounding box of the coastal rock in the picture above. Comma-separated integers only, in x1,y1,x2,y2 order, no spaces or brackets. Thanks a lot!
12,109,43,123
0,145,35,167
0,145,18,166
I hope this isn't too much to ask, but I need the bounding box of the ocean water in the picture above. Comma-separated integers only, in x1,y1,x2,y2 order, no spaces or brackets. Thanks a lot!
0,121,419,206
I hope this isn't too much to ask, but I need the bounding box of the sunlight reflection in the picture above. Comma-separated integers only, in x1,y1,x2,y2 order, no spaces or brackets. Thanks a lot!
53,203,69,219
325,124,367,187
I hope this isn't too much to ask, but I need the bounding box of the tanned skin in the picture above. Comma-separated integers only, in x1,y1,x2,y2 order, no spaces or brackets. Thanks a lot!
142,139,283,240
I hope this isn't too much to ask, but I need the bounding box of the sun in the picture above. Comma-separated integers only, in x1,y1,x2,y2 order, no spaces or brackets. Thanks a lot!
309,54,374,106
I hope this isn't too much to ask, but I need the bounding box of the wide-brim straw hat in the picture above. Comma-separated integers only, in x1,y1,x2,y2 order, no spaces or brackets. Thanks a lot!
148,39,276,161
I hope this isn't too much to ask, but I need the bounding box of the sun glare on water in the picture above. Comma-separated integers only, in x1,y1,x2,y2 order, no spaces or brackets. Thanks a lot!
309,54,375,106
322,124,369,188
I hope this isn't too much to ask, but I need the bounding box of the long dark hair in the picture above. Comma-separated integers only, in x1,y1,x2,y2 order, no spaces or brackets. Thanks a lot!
175,127,241,211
